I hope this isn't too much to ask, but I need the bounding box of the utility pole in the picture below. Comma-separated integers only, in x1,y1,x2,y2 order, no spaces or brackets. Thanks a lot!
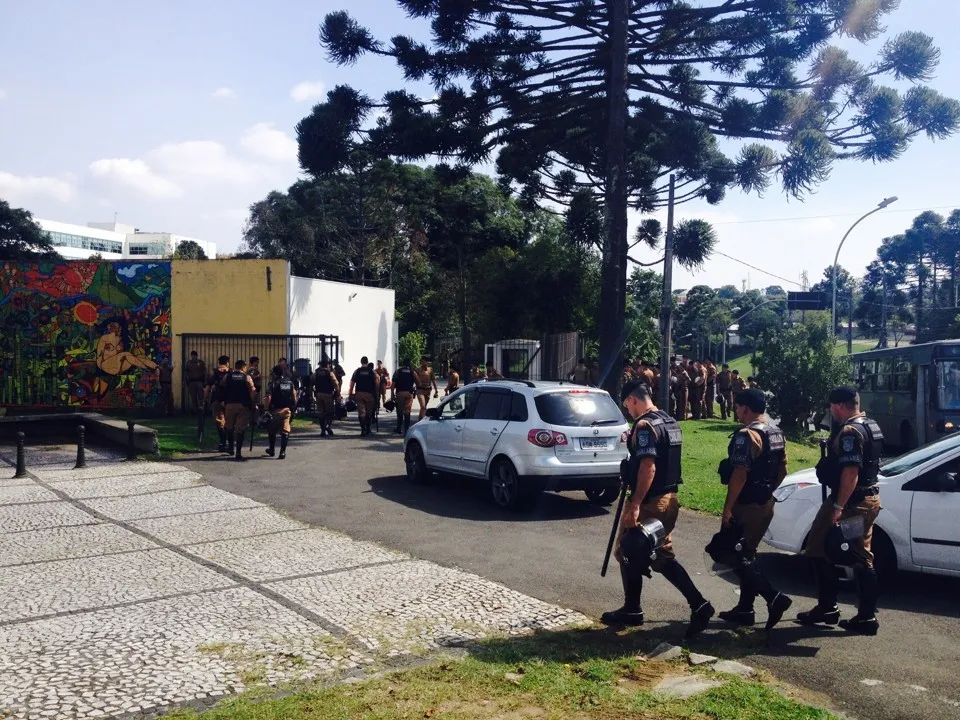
659,174,676,410
879,276,888,348
847,293,854,354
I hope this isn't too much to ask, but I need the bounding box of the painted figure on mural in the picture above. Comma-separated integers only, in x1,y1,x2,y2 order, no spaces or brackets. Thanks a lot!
95,320,158,376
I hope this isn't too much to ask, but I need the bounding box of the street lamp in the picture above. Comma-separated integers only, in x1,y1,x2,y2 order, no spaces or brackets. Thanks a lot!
831,196,898,339
722,299,774,364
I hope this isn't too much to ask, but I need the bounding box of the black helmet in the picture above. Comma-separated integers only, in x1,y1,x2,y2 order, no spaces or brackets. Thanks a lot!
620,518,666,577
384,399,396,412
344,398,358,413
256,411,273,429
824,524,859,567
705,519,746,567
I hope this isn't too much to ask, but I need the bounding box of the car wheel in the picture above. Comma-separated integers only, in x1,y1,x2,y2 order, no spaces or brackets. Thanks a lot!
584,486,620,506
490,458,536,511
872,528,898,588
405,442,429,485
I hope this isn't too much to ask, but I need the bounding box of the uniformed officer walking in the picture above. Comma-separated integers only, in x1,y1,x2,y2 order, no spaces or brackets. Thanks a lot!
444,364,461,396
220,359,256,461
157,360,174,416
204,355,231,452
602,380,714,638
349,356,379,436
717,363,732,420
798,386,884,635
313,359,340,436
264,365,298,459
248,356,263,428
716,388,793,629
184,351,206,414
415,359,439,420
391,359,417,434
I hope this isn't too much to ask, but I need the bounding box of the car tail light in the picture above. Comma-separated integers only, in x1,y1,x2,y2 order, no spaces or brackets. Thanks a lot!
567,389,589,394
528,429,568,448
620,431,629,444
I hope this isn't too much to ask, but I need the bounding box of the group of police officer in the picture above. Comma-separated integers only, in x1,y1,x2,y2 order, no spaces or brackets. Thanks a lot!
605,380,884,639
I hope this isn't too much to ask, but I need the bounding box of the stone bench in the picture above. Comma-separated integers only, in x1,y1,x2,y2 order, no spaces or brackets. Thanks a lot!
0,412,158,455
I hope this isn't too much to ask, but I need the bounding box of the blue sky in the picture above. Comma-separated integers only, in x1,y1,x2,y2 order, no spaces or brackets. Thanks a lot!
2,1,959,291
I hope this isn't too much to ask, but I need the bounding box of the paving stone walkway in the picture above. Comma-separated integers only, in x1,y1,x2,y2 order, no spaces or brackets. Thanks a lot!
0,445,589,720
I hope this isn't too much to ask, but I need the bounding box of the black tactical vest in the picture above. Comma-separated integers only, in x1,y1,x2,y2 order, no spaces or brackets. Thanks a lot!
269,379,296,410
224,371,251,405
210,368,229,401
394,367,415,392
635,409,683,502
354,367,376,393
314,370,335,394
842,416,884,487
729,421,786,504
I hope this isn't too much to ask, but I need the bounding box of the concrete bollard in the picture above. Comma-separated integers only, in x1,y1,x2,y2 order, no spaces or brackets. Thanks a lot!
126,421,137,460
74,424,88,469
13,431,27,479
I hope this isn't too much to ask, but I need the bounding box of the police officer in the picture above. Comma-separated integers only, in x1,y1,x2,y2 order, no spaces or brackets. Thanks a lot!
376,360,390,409
220,359,256,461
689,361,705,420
731,369,746,394
798,386,883,635
157,360,174,416
704,360,717,419
313,359,340,436
717,363,732,420
184,351,206,414
716,388,793,629
248,356,263,427
570,358,590,385
444,364,461,396
415,360,439,420
602,380,714,638
204,355,231,452
349,355,378,436
264,365,298,459
391,358,417,434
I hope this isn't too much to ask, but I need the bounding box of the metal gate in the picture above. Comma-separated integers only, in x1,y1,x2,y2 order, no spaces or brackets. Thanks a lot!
179,333,339,407
480,332,583,381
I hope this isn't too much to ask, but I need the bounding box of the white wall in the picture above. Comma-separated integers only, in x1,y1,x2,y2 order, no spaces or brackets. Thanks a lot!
288,276,396,374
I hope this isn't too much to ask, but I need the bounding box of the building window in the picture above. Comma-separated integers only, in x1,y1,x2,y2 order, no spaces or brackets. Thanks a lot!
44,231,122,254
128,243,165,256
129,246,149,256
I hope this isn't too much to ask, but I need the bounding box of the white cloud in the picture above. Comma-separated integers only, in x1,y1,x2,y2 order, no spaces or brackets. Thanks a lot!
88,158,183,199
211,87,237,100
201,208,249,224
148,141,257,183
240,122,298,164
0,170,75,203
290,81,326,102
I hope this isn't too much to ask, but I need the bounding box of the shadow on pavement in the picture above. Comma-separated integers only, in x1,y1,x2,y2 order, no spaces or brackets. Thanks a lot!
367,474,610,522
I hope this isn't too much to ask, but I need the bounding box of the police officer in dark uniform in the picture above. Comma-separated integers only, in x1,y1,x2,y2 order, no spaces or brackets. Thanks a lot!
204,355,231,452
602,380,714,638
715,388,793,629
391,359,417,435
798,386,884,635
220,359,256,461
313,359,340,436
264,365,298,459
349,356,378,436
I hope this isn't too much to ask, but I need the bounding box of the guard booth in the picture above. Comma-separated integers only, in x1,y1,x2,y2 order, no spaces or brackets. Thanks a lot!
482,333,582,382
179,333,339,410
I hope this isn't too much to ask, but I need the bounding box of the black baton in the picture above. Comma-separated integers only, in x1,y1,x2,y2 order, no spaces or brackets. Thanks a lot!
601,481,629,577
819,438,828,504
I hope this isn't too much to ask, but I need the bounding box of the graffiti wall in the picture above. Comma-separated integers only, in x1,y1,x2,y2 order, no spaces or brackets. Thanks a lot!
0,261,171,409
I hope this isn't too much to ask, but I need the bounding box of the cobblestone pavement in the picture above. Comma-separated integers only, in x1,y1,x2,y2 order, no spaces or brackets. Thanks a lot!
0,444,589,720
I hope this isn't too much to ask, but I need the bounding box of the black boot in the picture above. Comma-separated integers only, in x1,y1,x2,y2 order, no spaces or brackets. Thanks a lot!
659,558,713,638
266,433,276,456
403,413,411,434
718,584,757,626
395,410,403,434
279,434,288,460
234,432,246,461
797,558,841,626
600,565,645,626
226,431,235,455
839,567,880,635
326,420,334,437
216,428,227,453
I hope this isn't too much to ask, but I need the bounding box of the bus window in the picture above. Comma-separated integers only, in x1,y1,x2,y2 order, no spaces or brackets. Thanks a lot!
894,357,912,392
876,359,892,391
938,360,960,410
861,360,876,391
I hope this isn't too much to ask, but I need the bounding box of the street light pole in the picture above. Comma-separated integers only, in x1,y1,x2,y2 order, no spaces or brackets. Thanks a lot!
832,196,898,340
722,299,775,365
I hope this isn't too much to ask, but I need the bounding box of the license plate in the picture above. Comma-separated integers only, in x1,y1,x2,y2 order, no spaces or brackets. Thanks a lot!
580,438,609,450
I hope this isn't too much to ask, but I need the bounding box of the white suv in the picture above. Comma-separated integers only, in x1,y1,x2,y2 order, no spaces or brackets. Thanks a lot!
403,379,629,510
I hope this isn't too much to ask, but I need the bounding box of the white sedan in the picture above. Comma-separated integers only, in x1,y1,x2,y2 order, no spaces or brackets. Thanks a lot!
764,432,960,583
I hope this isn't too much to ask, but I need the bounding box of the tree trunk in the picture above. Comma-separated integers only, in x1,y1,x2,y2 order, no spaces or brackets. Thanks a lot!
597,0,630,397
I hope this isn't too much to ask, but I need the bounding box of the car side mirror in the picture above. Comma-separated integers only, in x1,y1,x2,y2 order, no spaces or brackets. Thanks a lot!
935,472,958,492
426,407,441,420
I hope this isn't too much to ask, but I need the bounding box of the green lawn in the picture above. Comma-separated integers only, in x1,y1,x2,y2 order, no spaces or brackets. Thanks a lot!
725,339,874,378
106,412,316,459
166,627,833,720
678,419,820,515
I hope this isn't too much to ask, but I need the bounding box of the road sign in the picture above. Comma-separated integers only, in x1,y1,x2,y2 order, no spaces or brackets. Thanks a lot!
787,291,828,311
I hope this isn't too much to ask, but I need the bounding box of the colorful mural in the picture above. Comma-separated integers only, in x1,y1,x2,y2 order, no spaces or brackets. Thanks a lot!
0,261,172,409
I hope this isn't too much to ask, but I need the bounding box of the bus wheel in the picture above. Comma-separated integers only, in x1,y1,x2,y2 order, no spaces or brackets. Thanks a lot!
900,422,916,451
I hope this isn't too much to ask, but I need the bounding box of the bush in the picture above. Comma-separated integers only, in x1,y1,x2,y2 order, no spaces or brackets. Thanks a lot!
398,331,426,367
754,316,850,433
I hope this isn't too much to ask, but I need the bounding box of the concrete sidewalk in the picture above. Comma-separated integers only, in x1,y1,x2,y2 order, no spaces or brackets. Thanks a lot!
0,444,587,720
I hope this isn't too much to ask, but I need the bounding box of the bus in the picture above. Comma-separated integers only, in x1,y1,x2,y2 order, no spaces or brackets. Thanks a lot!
851,340,960,450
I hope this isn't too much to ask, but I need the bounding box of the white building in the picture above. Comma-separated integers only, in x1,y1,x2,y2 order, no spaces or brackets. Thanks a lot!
288,276,398,374
37,219,217,260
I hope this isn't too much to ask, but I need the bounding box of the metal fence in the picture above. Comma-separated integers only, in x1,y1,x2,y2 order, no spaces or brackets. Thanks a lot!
480,333,584,382
179,333,340,408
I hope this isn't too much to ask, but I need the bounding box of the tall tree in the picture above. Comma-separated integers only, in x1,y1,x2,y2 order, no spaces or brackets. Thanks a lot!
310,1,958,391
172,240,207,260
0,199,59,262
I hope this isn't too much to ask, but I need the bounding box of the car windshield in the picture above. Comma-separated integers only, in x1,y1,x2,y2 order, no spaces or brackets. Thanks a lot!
878,431,960,476
534,391,623,428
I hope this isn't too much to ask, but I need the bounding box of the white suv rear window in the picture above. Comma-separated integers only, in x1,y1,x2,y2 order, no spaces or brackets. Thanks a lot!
534,391,623,427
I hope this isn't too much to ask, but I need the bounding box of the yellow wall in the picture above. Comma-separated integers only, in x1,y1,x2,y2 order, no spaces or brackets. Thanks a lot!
170,259,289,406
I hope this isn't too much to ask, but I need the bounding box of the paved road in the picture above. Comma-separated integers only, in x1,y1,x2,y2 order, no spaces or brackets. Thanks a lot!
182,417,960,720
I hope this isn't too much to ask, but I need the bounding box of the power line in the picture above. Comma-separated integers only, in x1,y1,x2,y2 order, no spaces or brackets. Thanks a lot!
712,250,804,287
